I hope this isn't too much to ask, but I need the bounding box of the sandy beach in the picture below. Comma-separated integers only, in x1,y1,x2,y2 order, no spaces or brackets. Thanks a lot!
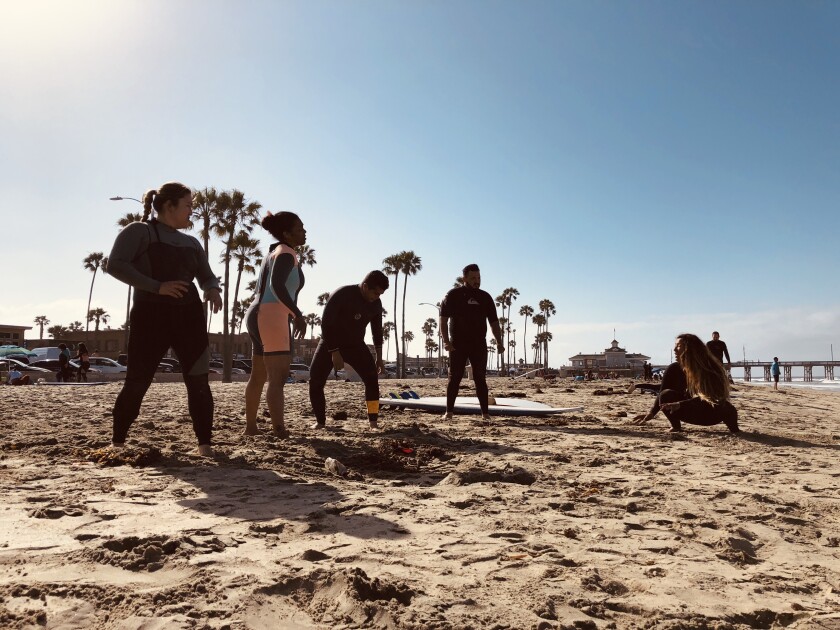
1,377,839,629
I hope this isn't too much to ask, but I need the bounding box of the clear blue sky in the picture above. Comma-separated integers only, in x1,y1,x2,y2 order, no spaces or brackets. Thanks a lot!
2,0,838,365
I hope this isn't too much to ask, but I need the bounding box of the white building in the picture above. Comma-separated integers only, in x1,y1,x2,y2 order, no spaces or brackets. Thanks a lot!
568,339,650,372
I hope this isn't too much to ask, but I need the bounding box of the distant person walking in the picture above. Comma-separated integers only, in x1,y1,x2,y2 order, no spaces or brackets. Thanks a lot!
107,182,222,457
75,342,91,382
308,271,389,430
771,357,781,390
244,212,308,438
706,331,731,364
632,333,739,434
57,343,71,382
439,264,504,420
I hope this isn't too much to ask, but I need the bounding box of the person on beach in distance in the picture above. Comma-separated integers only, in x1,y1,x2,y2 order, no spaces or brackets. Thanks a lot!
771,356,781,390
107,182,222,457
75,342,91,382
439,264,504,420
57,343,71,382
632,333,739,433
244,211,307,438
309,271,389,430
8,366,30,385
707,331,732,364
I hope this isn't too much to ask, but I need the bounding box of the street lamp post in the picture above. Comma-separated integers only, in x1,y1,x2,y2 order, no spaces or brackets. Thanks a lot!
419,302,442,378
110,196,143,354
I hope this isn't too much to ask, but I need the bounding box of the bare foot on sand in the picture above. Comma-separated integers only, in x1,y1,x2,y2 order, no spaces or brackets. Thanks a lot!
243,426,260,436
197,444,214,457
271,425,290,439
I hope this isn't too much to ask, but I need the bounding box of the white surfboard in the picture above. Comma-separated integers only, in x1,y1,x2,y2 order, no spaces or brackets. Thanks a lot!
37,381,109,386
380,396,583,417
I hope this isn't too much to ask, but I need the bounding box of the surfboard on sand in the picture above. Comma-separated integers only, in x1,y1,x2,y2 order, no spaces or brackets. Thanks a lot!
379,395,583,417
37,381,109,386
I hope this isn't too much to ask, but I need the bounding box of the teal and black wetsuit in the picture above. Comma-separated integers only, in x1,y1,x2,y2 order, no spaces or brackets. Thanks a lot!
107,219,220,445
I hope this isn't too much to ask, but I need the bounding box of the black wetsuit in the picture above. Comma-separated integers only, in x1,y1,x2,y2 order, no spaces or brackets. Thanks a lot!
706,339,731,363
648,362,739,433
309,285,383,425
107,220,220,445
440,286,499,415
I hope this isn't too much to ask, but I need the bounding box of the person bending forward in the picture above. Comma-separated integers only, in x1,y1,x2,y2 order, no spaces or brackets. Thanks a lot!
309,271,389,430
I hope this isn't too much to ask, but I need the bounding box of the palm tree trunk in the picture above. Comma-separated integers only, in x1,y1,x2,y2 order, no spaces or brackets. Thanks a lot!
522,319,528,367
85,270,97,340
222,242,232,383
400,273,408,378
392,274,400,378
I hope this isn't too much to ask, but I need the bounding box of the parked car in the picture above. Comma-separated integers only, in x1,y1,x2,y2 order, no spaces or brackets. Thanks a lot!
0,358,52,373
69,360,102,374
86,357,127,374
289,363,310,383
232,359,252,373
159,358,182,372
209,361,246,375
30,359,79,376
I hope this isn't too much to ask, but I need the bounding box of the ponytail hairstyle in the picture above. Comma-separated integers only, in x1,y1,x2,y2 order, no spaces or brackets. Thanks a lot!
142,182,191,222
676,333,729,404
261,211,301,245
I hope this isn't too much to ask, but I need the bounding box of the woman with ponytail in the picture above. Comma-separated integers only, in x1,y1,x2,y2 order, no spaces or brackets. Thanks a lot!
633,333,740,433
107,182,222,456
244,211,307,437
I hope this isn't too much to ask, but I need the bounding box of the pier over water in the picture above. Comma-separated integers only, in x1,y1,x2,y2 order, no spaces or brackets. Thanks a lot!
728,361,840,382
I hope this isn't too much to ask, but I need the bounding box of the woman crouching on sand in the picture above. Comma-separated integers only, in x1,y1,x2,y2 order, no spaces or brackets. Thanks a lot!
632,333,739,433
107,182,223,456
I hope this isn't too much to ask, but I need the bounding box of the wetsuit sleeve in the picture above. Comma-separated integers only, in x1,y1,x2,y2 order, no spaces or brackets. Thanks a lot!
269,253,303,318
371,301,384,347
321,289,343,352
439,291,453,317
106,223,161,294
721,342,731,363
190,236,220,293
484,292,499,324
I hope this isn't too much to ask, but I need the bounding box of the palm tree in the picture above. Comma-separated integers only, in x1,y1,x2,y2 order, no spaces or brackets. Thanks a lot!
532,314,546,365
425,337,439,363
68,321,84,332
211,189,261,381
227,231,260,337
305,313,321,340
48,324,69,339
296,244,317,268
402,330,414,368
519,305,534,367
539,299,556,369
421,318,436,361
87,308,109,332
453,276,464,288
83,252,106,338
382,321,395,360
537,331,553,369
509,338,516,368
33,315,49,339
398,251,422,377
382,254,402,376
488,339,497,370
317,292,331,308
117,212,143,349
191,187,218,259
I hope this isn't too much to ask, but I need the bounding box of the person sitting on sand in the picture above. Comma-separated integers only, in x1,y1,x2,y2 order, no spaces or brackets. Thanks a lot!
243,211,308,438
632,333,739,434
308,270,389,430
107,182,222,457
8,367,30,385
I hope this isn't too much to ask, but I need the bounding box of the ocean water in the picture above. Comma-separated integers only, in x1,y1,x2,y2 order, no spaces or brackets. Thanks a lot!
742,378,840,392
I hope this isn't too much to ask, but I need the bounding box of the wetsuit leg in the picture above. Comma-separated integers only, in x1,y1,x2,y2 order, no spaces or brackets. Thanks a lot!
446,346,470,413
342,343,380,423
170,300,213,445
660,390,740,433
467,344,489,414
308,342,333,424
658,389,684,431
113,301,171,444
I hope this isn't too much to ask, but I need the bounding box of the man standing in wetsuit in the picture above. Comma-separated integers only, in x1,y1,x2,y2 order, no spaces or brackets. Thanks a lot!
706,331,731,364
440,264,504,420
309,270,389,430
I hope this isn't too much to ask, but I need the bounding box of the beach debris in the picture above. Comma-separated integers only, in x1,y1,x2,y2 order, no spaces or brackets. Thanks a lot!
324,457,348,476
85,446,162,467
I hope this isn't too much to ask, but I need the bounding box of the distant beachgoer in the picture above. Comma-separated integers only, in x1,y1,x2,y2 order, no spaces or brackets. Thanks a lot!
107,182,222,457
771,357,781,390
309,270,389,430
9,367,30,385
57,343,71,382
632,333,739,433
75,342,91,382
244,211,307,438
440,263,504,420
706,331,731,364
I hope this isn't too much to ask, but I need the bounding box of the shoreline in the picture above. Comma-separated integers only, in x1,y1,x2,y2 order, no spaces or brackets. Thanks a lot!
1,378,838,628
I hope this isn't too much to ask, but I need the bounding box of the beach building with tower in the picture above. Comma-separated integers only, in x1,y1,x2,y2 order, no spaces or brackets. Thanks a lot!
567,338,650,376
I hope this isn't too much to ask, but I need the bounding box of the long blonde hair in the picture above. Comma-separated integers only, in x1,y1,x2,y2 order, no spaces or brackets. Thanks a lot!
677,333,729,404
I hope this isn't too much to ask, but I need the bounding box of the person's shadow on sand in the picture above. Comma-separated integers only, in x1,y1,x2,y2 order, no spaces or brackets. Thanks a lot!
161,462,407,541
